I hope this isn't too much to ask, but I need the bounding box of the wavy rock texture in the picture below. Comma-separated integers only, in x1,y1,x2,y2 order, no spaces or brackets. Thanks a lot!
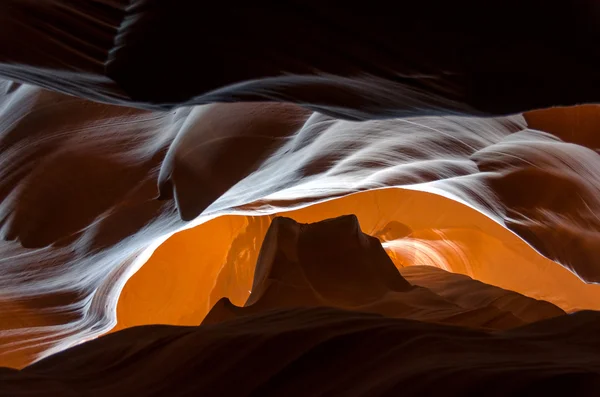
2,2,600,383
2,216,599,397
2,74,600,369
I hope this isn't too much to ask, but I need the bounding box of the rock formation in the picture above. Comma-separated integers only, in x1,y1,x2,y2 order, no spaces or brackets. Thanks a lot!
3,216,599,396
202,216,564,329
1,2,600,394
2,77,600,369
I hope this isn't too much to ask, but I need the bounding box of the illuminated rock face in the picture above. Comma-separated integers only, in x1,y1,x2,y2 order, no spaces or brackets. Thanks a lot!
202,215,564,330
2,217,599,397
2,76,600,368
118,193,591,333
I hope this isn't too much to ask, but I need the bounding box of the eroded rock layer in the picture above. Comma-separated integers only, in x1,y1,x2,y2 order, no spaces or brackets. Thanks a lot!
115,189,600,335
202,215,564,330
2,76,600,367
1,216,597,397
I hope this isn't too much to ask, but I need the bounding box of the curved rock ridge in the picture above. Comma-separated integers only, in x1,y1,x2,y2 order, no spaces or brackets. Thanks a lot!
398,266,566,324
158,104,600,286
118,191,598,336
203,216,563,330
2,78,600,367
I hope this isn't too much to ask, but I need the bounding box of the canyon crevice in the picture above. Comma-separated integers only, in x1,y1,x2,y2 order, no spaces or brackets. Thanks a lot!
1,2,600,395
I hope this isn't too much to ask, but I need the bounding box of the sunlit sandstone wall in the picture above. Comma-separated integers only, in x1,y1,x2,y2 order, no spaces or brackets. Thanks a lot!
114,106,600,332
114,188,600,333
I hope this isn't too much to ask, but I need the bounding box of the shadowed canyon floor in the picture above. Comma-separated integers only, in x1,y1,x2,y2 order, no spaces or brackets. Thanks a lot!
1,216,598,396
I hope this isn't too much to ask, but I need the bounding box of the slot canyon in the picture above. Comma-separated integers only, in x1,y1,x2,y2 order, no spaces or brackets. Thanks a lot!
2,1,600,395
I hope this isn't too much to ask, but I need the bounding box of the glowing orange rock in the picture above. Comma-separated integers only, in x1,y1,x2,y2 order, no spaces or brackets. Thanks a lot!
115,189,599,332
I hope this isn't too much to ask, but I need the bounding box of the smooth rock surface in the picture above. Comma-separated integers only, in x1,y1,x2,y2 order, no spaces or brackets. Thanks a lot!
2,216,596,397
